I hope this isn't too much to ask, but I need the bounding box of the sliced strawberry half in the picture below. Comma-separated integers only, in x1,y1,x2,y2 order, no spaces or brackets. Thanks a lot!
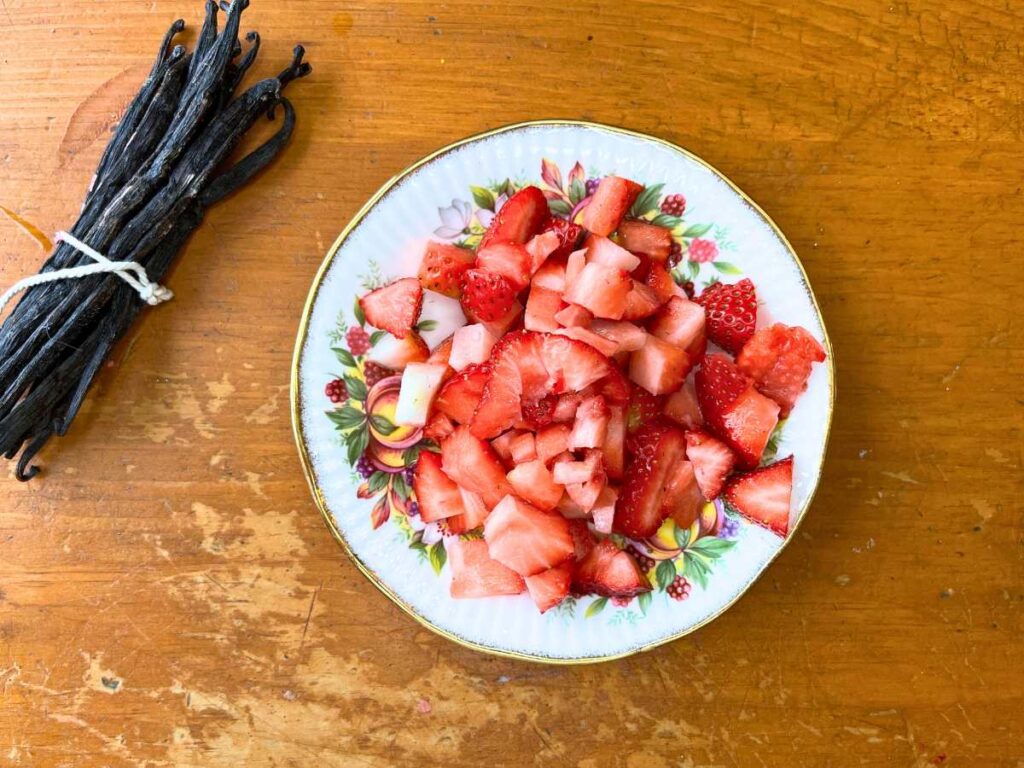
723,456,794,536
524,561,573,613
581,176,644,237
602,405,627,480
737,323,826,416
614,420,688,538
460,268,516,323
661,458,704,530
694,278,757,355
434,362,490,425
616,219,673,261
413,451,465,523
483,495,575,576
418,241,476,298
696,354,780,469
540,216,583,261
684,429,736,500
572,539,651,598
479,186,548,249
448,538,525,599
441,425,513,509
626,383,666,433
359,278,423,339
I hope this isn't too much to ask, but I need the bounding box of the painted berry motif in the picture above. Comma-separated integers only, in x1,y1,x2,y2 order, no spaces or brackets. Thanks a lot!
585,177,603,197
688,238,719,264
356,455,375,480
667,575,692,601
346,326,371,356
661,193,686,217
325,378,348,403
626,545,656,573
363,362,393,389
668,240,683,267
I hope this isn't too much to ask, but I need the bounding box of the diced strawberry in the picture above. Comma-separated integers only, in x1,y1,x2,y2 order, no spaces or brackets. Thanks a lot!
441,425,513,509
572,539,651,597
614,420,688,538
685,428,736,500
442,488,491,534
476,241,533,291
629,334,693,395
483,495,575,576
553,303,593,328
723,456,793,536
661,458,703,529
664,378,702,429
366,331,430,371
524,561,573,613
359,278,423,339
536,424,571,464
603,405,626,479
552,326,618,357
524,285,563,332
567,519,596,560
591,487,618,534
448,324,496,372
521,394,557,429
623,281,662,321
490,430,517,465
426,335,454,367
581,176,644,237
562,262,631,320
694,279,757,355
479,186,548,249
737,323,826,416
566,468,606,512
525,230,561,274
552,389,586,422
479,300,523,338
413,451,465,523
509,432,538,464
424,411,456,443
696,354,780,468
650,296,706,351
532,259,567,292
644,261,678,305
395,363,448,427
540,216,584,261
616,220,673,261
434,362,489,424
597,365,631,407
565,248,586,286
569,395,610,450
627,384,666,433
557,492,588,519
448,538,525,598
418,241,476,298
460,269,515,323
551,450,603,485
589,320,647,353
586,234,641,272
507,459,563,511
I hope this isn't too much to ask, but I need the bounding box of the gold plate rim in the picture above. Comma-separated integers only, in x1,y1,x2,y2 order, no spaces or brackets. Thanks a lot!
290,119,837,665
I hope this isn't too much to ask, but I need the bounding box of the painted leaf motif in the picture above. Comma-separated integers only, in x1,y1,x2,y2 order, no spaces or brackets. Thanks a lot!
543,188,569,203
567,161,585,188
585,596,609,618
637,590,653,615
682,222,714,238
547,199,572,216
356,481,374,499
655,559,677,591
541,158,563,191
332,347,357,369
470,185,496,211
428,540,447,575
712,262,743,275
370,495,390,529
388,486,409,517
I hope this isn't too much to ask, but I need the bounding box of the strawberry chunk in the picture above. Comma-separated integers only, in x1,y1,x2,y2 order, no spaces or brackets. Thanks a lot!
479,300,523,338
418,241,476,298
566,464,606,512
685,429,737,500
586,234,641,272
737,323,826,416
367,331,429,371
664,379,702,429
536,424,571,464
616,220,673,261
443,488,491,534
629,334,694,395
413,451,466,523
602,405,627,480
434,362,489,425
509,432,538,464
723,456,793,536
525,231,561,274
540,217,584,261
557,493,588,519
650,296,706,351
507,459,563,511
524,561,573,613
552,326,618,357
614,420,688,538
553,303,593,328
569,395,611,450
489,430,517,465
623,281,661,321
562,262,631,320
590,320,647,353
524,285,563,332
460,269,516,323
661,458,703,529
591,487,618,534
448,324,497,372
565,248,587,285
479,186,548,249
552,449,602,485
426,335,454,367
476,241,533,291
483,495,575,576
696,354,780,468
643,261,678,305
441,425,513,509
582,176,644,237
448,538,525,598
359,278,423,339
532,259,567,292
694,279,757,355
572,539,651,597
424,411,456,443
626,384,666,433
568,519,596,560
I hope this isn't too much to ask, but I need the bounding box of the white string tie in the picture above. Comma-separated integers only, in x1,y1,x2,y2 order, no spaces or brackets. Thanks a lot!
0,231,173,315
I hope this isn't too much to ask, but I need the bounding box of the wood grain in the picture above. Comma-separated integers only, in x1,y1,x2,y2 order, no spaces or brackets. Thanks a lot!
1,0,1022,765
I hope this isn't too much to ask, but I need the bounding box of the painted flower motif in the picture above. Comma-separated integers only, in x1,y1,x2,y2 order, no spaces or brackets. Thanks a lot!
475,193,508,230
419,523,444,546
688,238,719,263
434,199,472,239
719,515,741,539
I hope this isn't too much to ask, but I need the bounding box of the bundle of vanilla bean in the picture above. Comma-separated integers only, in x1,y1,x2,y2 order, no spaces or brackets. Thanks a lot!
0,0,310,480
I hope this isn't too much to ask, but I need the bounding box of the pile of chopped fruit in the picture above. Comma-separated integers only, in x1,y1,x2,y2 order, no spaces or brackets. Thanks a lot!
355,177,826,613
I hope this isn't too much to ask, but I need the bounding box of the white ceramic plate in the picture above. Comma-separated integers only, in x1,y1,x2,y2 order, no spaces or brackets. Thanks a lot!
291,121,834,664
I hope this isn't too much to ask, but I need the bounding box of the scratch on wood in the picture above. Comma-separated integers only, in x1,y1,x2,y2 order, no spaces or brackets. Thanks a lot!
299,582,322,648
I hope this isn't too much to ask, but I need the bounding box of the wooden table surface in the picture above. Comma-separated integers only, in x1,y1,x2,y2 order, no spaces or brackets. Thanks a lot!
1,1,1022,765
